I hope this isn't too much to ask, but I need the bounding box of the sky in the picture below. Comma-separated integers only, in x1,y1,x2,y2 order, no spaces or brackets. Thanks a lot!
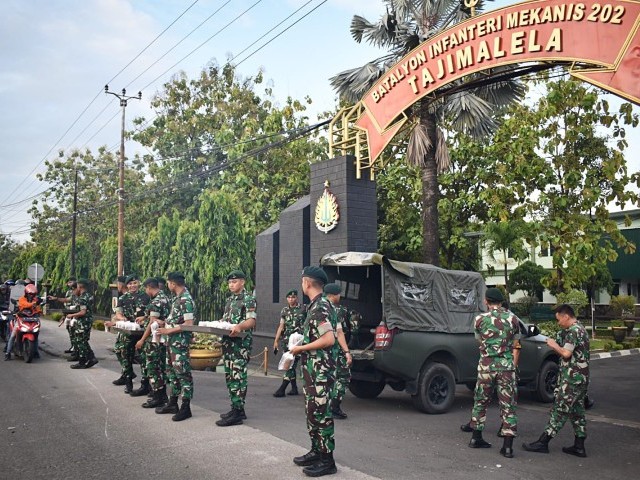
1,0,639,243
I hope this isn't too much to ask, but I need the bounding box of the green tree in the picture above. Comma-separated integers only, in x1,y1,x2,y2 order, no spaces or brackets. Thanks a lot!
490,78,639,293
509,261,546,299
331,1,524,265
483,221,529,302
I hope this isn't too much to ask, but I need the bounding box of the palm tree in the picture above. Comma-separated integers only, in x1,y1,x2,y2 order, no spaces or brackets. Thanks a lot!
330,0,525,265
484,221,529,303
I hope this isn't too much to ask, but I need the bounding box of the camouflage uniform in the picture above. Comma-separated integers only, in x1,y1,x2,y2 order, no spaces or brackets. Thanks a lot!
114,291,149,378
165,289,196,400
221,289,257,409
470,307,520,437
72,291,95,361
279,304,305,382
144,289,171,394
544,322,590,438
333,305,352,404
301,293,338,454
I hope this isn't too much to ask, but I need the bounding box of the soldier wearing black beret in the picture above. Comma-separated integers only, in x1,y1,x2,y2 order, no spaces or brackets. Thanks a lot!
273,288,306,397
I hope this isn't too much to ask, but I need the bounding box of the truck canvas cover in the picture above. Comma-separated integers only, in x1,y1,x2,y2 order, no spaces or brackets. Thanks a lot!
321,252,486,334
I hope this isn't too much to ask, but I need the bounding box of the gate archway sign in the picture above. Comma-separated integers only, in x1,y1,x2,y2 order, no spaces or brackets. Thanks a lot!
353,0,640,164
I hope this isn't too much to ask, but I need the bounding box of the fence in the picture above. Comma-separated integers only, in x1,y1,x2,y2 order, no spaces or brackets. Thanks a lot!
91,282,228,322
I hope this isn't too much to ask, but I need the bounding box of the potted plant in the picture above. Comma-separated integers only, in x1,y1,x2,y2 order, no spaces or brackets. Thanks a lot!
189,333,222,371
610,320,627,344
610,295,636,336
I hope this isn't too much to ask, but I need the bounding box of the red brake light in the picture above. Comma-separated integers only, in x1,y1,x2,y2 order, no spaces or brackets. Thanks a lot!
374,324,395,350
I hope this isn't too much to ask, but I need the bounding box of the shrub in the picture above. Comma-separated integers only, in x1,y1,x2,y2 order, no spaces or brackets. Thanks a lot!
537,321,561,338
555,289,588,316
610,320,625,327
51,312,63,322
512,296,539,318
93,320,105,331
610,295,636,318
603,342,614,352
190,332,220,349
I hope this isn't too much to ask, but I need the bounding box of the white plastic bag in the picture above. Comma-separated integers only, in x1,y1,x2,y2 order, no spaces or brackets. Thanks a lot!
288,333,303,350
278,352,295,371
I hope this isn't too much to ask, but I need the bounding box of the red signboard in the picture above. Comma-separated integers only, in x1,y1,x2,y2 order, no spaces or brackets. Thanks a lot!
356,0,640,161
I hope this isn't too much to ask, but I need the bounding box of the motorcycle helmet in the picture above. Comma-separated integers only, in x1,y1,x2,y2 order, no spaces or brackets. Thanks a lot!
4,279,15,286
25,284,38,295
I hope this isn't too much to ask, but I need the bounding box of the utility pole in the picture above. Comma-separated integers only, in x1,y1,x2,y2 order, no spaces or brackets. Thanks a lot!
70,167,78,278
104,85,142,276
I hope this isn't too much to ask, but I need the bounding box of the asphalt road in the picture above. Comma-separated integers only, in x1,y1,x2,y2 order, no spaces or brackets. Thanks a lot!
0,321,638,480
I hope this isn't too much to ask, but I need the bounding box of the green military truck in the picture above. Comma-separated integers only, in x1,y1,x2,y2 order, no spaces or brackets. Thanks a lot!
320,252,559,414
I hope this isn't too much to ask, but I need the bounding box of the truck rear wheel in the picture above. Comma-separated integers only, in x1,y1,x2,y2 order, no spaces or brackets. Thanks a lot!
349,379,385,399
412,362,455,414
534,360,558,403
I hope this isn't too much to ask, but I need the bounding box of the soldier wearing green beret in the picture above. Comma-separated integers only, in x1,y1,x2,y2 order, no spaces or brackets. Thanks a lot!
68,279,98,369
155,272,196,422
523,304,590,457
106,275,149,394
324,283,352,420
273,289,306,397
465,287,521,458
216,269,257,427
290,266,338,477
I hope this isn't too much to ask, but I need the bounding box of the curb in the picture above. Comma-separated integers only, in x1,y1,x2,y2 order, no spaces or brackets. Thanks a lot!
591,348,640,360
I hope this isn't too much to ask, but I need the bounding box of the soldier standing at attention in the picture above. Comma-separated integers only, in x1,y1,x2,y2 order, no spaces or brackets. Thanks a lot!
68,279,98,369
523,303,590,457
273,288,305,397
290,266,338,477
466,288,520,458
323,283,352,420
135,277,171,409
106,276,149,394
216,270,257,427
155,272,196,422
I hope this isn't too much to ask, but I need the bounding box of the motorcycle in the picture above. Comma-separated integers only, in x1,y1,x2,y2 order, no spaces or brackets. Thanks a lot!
9,308,41,363
0,309,12,342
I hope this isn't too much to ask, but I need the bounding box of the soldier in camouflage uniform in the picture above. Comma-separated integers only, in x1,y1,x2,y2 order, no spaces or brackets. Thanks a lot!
273,288,305,397
106,276,149,393
135,277,171,409
155,272,196,422
216,270,257,427
290,266,338,477
324,283,352,420
523,303,590,457
466,288,520,458
68,279,98,369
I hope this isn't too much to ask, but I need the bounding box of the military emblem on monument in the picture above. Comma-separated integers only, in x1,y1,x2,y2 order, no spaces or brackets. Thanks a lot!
314,181,340,234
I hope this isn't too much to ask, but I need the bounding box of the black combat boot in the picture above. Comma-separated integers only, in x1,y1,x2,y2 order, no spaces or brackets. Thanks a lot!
562,436,587,457
293,450,321,466
143,386,168,408
220,407,247,420
67,353,79,362
469,429,491,448
288,378,299,395
522,432,552,453
215,408,244,426
273,379,289,397
85,354,98,369
584,395,595,410
156,396,179,414
70,359,87,369
172,399,192,422
302,452,337,477
500,436,514,458
331,399,347,419
460,422,473,432
112,375,127,386
130,378,150,397
124,377,134,394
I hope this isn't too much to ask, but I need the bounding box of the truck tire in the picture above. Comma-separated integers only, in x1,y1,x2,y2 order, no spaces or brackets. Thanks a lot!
411,362,456,414
348,379,385,399
534,360,559,403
